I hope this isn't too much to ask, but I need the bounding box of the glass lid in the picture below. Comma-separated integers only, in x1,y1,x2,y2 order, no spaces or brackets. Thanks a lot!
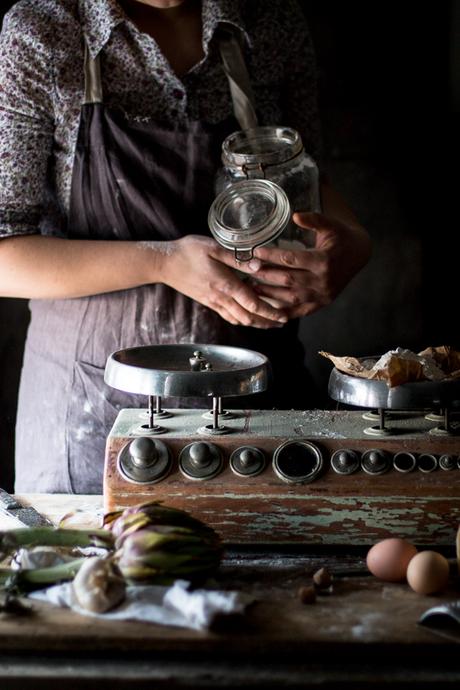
208,179,290,261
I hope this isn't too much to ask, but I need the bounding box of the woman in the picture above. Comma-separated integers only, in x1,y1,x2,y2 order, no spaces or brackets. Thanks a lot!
0,0,371,493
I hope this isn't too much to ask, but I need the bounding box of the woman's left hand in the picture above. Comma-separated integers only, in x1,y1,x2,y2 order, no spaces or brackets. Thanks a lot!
242,211,372,318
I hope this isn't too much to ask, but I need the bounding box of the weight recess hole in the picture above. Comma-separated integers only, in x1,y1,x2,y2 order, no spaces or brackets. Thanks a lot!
417,454,438,473
393,452,416,473
273,441,323,483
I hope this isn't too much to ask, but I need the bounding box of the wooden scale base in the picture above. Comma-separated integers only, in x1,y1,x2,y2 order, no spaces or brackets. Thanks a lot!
102,345,460,545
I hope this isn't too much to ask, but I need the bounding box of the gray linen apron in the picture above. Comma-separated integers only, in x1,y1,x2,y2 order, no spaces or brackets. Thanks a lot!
15,28,314,494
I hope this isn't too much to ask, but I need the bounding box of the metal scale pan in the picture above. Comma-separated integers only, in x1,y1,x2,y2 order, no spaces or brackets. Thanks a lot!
104,343,270,399
328,365,460,410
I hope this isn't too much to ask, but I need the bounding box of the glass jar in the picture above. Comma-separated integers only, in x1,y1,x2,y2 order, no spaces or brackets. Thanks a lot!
209,126,320,260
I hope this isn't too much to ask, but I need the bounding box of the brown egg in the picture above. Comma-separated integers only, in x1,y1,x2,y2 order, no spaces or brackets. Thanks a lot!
406,551,450,595
366,537,418,582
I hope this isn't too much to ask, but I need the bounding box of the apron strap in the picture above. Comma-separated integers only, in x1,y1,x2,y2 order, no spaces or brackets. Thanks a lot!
82,30,257,127
218,27,259,130
83,43,103,104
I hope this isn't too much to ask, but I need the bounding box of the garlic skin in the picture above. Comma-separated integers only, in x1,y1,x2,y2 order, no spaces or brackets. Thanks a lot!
12,546,71,570
71,557,126,613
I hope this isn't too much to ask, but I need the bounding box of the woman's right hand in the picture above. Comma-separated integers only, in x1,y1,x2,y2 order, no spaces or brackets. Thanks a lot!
157,235,288,329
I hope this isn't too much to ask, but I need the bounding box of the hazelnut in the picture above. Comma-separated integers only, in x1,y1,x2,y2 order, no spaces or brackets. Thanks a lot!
297,585,316,605
312,567,332,589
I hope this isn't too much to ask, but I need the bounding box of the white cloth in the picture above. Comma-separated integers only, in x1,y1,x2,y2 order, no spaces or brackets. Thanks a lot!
29,579,253,631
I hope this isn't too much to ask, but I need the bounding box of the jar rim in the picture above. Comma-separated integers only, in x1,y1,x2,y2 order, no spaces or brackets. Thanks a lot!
222,126,303,169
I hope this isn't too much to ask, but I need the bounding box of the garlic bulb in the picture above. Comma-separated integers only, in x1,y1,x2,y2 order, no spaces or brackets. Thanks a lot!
71,557,126,613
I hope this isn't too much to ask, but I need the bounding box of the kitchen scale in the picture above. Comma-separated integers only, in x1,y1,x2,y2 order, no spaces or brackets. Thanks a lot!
103,344,460,545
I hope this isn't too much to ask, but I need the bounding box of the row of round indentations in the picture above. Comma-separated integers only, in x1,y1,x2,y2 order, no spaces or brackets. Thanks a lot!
118,438,324,484
179,440,325,483
331,448,459,476
118,438,267,484
118,437,458,485
178,443,269,480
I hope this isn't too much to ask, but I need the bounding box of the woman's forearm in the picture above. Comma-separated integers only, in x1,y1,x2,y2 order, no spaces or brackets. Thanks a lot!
0,235,165,299
0,233,290,328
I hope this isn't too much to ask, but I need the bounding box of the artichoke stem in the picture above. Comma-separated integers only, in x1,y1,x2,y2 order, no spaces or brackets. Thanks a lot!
0,558,87,591
0,528,114,559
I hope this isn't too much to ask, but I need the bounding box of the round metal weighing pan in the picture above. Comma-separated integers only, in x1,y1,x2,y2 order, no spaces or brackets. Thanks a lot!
104,343,270,398
328,367,460,410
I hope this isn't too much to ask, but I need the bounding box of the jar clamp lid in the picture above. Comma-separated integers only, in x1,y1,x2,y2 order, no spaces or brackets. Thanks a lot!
208,179,291,262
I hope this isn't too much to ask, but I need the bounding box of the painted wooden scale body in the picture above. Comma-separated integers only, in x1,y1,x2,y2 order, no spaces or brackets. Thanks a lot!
103,408,460,545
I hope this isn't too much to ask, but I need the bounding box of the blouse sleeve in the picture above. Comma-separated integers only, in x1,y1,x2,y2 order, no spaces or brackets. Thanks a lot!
0,3,55,238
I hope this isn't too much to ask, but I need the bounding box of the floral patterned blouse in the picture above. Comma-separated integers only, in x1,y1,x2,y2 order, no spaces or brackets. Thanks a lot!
0,0,321,238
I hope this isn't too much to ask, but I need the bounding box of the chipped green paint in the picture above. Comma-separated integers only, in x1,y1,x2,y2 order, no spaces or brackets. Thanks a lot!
128,490,459,543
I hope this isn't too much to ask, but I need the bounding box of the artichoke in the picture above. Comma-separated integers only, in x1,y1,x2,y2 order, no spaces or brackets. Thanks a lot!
104,502,222,585
0,502,221,592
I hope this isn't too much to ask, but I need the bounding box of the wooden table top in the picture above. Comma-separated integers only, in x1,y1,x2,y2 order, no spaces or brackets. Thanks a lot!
1,494,459,689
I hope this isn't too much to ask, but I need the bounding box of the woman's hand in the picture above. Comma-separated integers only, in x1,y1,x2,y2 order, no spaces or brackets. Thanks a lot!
157,235,288,328
238,212,372,319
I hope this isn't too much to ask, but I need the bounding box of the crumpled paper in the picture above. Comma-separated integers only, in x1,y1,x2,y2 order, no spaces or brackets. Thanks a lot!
320,346,460,388
29,579,253,631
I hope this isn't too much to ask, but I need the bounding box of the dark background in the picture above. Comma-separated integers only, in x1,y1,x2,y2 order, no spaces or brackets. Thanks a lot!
0,1,458,491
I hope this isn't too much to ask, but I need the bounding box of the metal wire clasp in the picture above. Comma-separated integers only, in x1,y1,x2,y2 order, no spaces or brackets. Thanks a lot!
241,163,266,179
234,248,254,262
